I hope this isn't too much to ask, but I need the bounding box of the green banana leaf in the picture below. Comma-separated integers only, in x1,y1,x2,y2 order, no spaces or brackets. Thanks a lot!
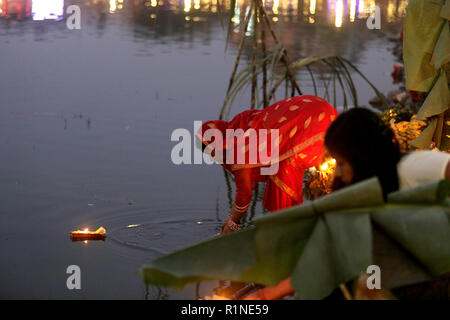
404,0,450,150
140,178,450,299
403,0,448,92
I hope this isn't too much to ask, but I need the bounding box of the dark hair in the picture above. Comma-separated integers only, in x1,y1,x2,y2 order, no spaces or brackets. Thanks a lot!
324,108,402,197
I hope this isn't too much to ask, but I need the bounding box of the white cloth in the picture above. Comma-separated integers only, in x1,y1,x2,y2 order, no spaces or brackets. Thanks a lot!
397,150,450,190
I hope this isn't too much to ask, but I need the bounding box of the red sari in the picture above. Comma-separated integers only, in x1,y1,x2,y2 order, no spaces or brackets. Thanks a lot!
197,95,337,212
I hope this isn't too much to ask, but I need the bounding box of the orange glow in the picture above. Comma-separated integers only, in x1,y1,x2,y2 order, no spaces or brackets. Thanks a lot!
319,158,336,173
205,294,231,300
71,228,90,234
71,227,106,241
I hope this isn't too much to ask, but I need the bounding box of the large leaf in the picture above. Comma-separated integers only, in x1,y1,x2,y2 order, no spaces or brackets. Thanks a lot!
292,211,372,299
140,179,450,299
141,228,257,288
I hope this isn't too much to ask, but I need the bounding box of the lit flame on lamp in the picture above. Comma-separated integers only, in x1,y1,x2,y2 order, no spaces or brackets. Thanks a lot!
70,227,106,241
320,158,336,173
306,157,337,200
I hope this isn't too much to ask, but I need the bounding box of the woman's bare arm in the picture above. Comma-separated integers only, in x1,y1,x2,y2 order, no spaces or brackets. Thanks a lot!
221,169,253,234
244,277,294,300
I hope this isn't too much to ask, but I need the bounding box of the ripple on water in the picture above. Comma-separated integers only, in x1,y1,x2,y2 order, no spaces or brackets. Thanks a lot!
88,203,225,260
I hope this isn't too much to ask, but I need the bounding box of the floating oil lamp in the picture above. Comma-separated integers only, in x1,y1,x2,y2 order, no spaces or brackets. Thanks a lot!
70,226,106,241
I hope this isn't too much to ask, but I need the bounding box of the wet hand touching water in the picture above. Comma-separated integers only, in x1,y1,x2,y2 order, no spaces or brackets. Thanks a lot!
221,217,240,234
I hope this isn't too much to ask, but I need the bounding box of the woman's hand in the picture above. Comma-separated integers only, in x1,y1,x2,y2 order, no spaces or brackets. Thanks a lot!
221,217,240,234
244,278,294,300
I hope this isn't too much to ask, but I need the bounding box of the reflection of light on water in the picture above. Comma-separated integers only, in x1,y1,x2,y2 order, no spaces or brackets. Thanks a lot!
358,0,365,18
398,0,407,15
350,0,356,22
232,6,240,26
367,0,376,16
139,0,406,25
335,0,343,28
387,0,395,22
32,0,64,21
292,0,298,17
245,5,252,34
310,0,316,15
110,0,117,13
273,0,279,15
184,0,191,12
363,0,376,21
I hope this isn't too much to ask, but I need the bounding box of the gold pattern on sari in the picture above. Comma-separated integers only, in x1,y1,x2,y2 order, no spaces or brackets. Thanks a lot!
231,132,324,170
270,175,302,203
318,112,325,122
289,126,298,138
304,116,312,129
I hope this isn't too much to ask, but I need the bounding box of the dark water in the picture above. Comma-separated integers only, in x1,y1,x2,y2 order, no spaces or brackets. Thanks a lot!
0,0,406,299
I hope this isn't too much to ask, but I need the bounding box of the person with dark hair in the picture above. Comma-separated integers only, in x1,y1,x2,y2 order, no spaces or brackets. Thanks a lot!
325,108,450,197
244,107,450,300
324,108,401,197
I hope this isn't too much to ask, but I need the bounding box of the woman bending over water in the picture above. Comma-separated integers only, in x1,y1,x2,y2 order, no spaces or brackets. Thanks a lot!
196,95,338,234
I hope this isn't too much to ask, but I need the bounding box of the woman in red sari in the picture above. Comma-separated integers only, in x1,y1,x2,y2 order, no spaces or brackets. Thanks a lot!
197,95,337,233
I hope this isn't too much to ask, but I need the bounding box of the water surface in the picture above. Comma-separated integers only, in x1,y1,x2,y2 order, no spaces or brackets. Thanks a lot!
0,0,405,299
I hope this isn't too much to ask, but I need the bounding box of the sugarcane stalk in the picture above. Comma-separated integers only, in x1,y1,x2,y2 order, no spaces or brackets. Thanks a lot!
256,0,302,96
220,1,254,120
251,2,258,108
260,5,268,108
